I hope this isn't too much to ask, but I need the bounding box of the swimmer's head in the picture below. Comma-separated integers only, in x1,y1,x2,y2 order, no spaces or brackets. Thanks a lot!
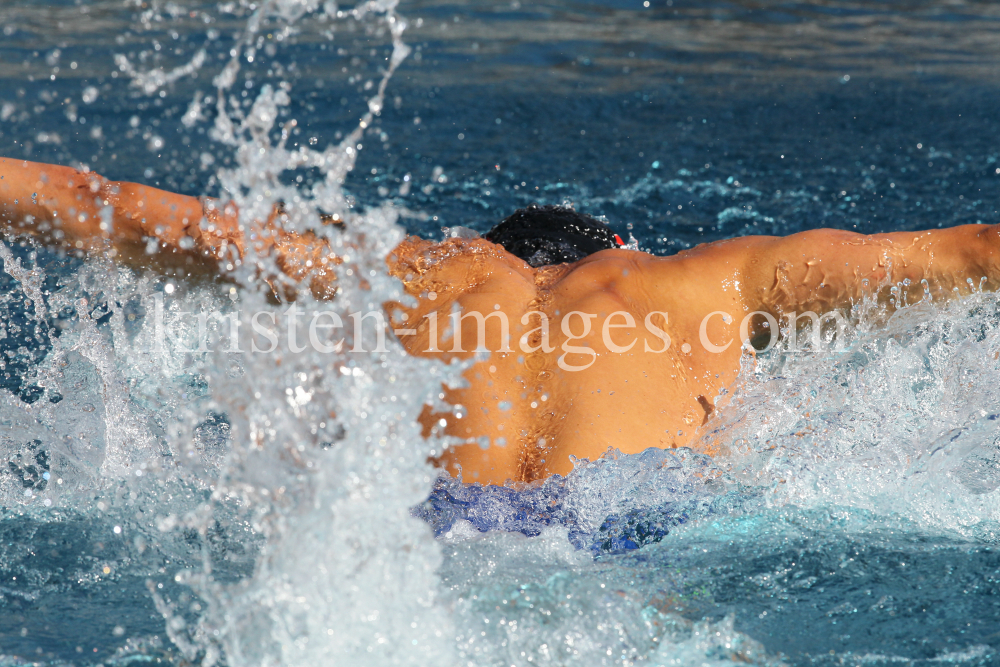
484,204,620,267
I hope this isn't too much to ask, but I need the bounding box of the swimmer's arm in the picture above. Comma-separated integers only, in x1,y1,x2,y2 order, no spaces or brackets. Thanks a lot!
0,157,240,267
738,224,1000,315
0,158,336,296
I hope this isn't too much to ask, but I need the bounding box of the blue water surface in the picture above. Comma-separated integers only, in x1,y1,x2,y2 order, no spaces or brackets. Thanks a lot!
2,1,1000,665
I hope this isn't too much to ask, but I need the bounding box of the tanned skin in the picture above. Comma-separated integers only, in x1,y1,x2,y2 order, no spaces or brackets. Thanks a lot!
3,157,1000,485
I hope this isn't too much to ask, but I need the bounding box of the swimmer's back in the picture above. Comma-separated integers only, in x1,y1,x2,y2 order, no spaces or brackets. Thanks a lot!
388,238,750,484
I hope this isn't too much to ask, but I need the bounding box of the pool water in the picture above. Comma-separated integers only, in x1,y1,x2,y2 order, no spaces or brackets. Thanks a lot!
2,1,1000,665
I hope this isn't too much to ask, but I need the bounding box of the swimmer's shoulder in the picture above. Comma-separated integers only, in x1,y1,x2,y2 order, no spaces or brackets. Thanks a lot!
553,245,749,312
554,247,666,291
387,235,535,297
569,236,774,283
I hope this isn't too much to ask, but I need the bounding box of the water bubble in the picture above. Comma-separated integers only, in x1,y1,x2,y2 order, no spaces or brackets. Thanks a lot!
35,132,61,145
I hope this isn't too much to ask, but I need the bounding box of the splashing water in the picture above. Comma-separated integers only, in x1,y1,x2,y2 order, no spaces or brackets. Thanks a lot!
3,1,1000,666
714,293,1000,540
114,2,464,665
3,1,458,665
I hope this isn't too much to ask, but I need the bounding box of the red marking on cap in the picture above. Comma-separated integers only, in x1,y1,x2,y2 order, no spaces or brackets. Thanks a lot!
614,234,625,246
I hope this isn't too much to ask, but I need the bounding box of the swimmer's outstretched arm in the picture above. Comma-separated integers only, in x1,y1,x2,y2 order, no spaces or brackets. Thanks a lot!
0,157,334,294
725,224,1000,314
0,157,239,266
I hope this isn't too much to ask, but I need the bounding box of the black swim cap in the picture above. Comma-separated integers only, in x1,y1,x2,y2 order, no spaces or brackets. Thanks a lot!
484,204,618,267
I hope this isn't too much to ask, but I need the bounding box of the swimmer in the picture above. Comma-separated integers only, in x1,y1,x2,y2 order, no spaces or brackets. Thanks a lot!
3,157,1000,484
